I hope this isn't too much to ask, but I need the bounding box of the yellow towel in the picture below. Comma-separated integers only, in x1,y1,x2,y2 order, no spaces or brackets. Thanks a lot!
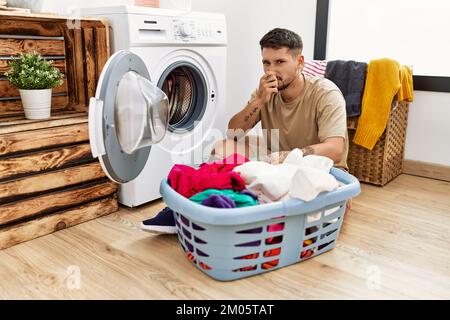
353,58,413,150
397,65,414,102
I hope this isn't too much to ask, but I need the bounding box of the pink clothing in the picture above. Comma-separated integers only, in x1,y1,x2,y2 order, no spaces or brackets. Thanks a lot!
268,223,285,232
168,154,249,198
303,60,327,77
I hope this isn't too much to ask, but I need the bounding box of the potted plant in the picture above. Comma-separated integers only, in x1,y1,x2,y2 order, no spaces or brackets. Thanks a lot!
4,52,63,120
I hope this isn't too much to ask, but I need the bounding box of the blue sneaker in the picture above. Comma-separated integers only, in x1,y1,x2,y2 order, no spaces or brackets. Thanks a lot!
140,207,177,234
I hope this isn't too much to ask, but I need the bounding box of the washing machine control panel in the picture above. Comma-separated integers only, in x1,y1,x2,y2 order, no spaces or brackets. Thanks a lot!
173,19,215,42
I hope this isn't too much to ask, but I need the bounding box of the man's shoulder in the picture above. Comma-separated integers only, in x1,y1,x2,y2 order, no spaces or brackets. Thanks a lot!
304,74,344,103
305,74,341,92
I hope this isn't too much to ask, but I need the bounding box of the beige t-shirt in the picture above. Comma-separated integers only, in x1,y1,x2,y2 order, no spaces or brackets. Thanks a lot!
251,73,348,170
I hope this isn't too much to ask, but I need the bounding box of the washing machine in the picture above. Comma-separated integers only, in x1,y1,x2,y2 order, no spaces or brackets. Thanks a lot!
82,6,227,207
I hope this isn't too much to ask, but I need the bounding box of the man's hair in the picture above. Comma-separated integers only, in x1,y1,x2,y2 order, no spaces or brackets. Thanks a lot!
259,28,303,55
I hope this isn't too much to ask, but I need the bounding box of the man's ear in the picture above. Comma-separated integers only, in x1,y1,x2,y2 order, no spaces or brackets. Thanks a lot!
297,54,305,67
296,55,304,75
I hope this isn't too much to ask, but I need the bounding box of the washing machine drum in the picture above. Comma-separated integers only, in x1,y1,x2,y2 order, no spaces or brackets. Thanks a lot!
89,50,169,184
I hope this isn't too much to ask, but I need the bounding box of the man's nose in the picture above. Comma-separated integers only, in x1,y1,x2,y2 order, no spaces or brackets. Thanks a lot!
265,65,276,74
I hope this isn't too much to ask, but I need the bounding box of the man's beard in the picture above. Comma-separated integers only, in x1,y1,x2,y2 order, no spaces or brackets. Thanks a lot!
277,77,295,91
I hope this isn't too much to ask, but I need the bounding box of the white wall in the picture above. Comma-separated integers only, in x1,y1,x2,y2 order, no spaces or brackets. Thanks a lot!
328,0,450,77
327,0,450,166
405,92,450,165
7,0,193,14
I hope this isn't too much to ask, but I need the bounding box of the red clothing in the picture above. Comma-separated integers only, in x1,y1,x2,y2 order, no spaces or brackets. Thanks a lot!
168,153,249,198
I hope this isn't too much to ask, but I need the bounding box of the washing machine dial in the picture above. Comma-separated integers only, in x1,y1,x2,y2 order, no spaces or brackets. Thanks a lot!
179,23,192,37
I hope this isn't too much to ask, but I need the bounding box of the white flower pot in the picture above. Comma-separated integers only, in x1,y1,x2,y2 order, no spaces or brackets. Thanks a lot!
19,88,52,120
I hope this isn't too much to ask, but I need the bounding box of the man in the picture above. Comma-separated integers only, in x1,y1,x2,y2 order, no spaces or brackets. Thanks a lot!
141,28,349,234
216,28,348,167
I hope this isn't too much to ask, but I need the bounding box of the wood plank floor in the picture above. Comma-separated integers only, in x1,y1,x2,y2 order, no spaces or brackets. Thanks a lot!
0,174,449,299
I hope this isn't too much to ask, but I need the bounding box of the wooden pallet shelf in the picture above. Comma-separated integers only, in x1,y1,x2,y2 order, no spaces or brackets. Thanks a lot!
0,13,117,250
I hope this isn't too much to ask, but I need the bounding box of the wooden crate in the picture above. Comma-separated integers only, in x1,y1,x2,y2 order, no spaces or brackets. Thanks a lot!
347,101,409,186
0,12,118,250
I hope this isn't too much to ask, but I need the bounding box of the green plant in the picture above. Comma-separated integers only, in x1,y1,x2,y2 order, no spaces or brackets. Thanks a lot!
4,52,63,90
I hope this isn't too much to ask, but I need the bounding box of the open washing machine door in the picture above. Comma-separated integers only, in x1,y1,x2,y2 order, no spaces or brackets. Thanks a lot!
89,50,169,184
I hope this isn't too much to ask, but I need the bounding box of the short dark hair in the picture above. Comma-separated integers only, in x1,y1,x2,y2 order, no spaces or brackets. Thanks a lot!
259,28,303,53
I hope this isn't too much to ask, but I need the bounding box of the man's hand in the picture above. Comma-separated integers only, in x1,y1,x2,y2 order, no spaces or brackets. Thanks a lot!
257,72,279,104
228,72,279,133
261,151,291,164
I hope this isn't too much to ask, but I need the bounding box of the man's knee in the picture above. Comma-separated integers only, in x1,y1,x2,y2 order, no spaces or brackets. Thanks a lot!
211,135,271,161
211,138,236,157
211,138,249,158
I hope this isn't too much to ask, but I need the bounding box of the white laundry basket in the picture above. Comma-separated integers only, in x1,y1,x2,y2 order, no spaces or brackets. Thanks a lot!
160,167,360,281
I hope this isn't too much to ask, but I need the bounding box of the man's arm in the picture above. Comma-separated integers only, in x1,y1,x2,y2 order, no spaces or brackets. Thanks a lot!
228,73,278,139
300,136,345,163
309,89,347,164
227,97,263,136
269,137,345,164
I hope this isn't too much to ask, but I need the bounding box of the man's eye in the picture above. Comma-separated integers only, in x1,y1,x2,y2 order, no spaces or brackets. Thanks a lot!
277,61,285,64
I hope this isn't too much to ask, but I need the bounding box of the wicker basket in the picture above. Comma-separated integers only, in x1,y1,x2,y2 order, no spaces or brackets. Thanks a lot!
347,101,409,186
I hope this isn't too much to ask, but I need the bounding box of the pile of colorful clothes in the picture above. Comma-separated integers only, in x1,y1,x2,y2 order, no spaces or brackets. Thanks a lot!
168,149,340,207
168,153,259,209
167,149,341,268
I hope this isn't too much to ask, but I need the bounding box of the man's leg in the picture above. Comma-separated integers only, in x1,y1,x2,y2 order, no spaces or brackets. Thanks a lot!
336,166,352,215
141,207,177,234
210,135,270,161
345,199,352,215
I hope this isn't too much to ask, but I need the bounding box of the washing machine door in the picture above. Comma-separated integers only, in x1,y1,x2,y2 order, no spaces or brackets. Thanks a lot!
89,50,169,184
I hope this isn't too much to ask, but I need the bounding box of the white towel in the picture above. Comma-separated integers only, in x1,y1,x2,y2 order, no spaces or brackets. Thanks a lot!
284,150,334,171
233,161,297,203
233,149,339,202
291,167,338,201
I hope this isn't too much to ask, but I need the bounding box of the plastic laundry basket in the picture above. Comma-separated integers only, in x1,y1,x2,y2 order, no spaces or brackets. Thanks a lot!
160,167,361,281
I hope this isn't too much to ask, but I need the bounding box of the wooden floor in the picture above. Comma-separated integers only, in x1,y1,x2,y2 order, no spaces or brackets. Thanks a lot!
0,174,449,299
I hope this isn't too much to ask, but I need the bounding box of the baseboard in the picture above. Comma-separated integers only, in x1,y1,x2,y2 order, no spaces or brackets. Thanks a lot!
403,160,450,182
